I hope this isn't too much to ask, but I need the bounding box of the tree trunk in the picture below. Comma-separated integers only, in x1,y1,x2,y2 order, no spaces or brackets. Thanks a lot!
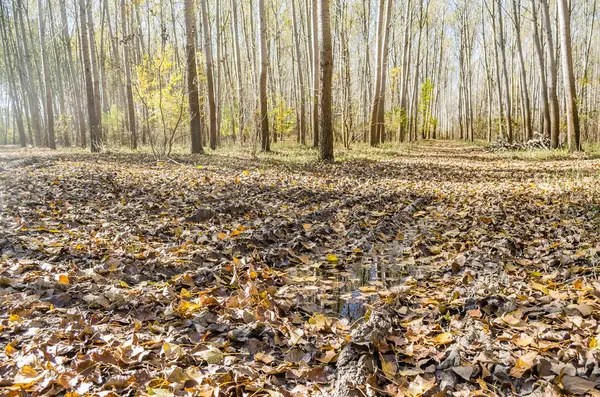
319,0,333,161
291,0,307,145
231,0,245,142
87,2,102,136
258,0,270,151
184,0,203,154
511,0,532,140
496,0,513,143
79,0,100,152
37,0,56,149
200,0,217,150
376,0,393,144
311,0,319,147
121,0,137,149
557,0,581,151
530,0,551,139
540,0,560,148
0,2,26,147
369,0,385,146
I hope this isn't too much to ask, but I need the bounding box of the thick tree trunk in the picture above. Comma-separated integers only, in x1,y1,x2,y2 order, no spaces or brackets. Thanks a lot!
184,0,203,154
369,0,385,146
319,0,333,161
311,0,319,147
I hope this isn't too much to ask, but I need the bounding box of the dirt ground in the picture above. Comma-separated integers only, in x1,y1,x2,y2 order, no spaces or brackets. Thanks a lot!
1,142,600,396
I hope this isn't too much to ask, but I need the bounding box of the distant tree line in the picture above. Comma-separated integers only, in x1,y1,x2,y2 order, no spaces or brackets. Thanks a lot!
0,0,591,156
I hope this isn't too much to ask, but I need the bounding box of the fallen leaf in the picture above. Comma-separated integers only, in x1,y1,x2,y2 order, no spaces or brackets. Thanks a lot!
561,376,599,395
510,351,538,378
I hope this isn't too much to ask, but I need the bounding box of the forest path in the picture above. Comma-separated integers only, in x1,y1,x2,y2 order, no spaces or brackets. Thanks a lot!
1,142,600,396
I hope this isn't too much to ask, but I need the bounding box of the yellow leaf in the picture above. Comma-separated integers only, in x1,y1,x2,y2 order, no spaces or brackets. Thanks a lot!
217,232,227,240
429,246,442,255
57,274,70,285
5,344,17,357
381,356,398,377
148,387,174,397
531,281,549,294
9,314,20,323
510,351,537,378
326,254,339,264
242,170,250,176
358,286,378,293
175,300,200,317
180,288,191,298
432,332,454,345
590,337,599,349
308,313,332,331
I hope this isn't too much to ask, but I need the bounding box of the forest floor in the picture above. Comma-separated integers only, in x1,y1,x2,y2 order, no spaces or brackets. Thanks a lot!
2,141,600,396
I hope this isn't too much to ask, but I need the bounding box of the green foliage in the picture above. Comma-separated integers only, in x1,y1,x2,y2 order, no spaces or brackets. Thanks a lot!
271,97,296,137
135,46,186,156
419,79,437,134
103,105,125,145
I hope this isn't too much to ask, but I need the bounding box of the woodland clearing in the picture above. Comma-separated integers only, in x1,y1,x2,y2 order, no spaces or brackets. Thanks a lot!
2,141,600,396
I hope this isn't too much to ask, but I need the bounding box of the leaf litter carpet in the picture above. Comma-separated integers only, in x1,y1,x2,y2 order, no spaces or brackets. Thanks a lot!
1,143,600,396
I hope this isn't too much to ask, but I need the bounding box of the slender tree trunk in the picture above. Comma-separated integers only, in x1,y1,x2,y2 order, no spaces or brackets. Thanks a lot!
291,0,307,145
369,0,385,146
79,0,100,152
199,0,217,150
232,0,245,142
184,0,203,153
398,0,412,142
319,0,333,161
37,0,56,149
15,1,42,147
557,0,581,151
530,0,551,139
376,0,393,144
86,1,102,137
540,0,560,148
311,0,319,147
121,0,136,149
496,0,513,143
511,0,532,140
258,0,270,151
0,3,26,147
